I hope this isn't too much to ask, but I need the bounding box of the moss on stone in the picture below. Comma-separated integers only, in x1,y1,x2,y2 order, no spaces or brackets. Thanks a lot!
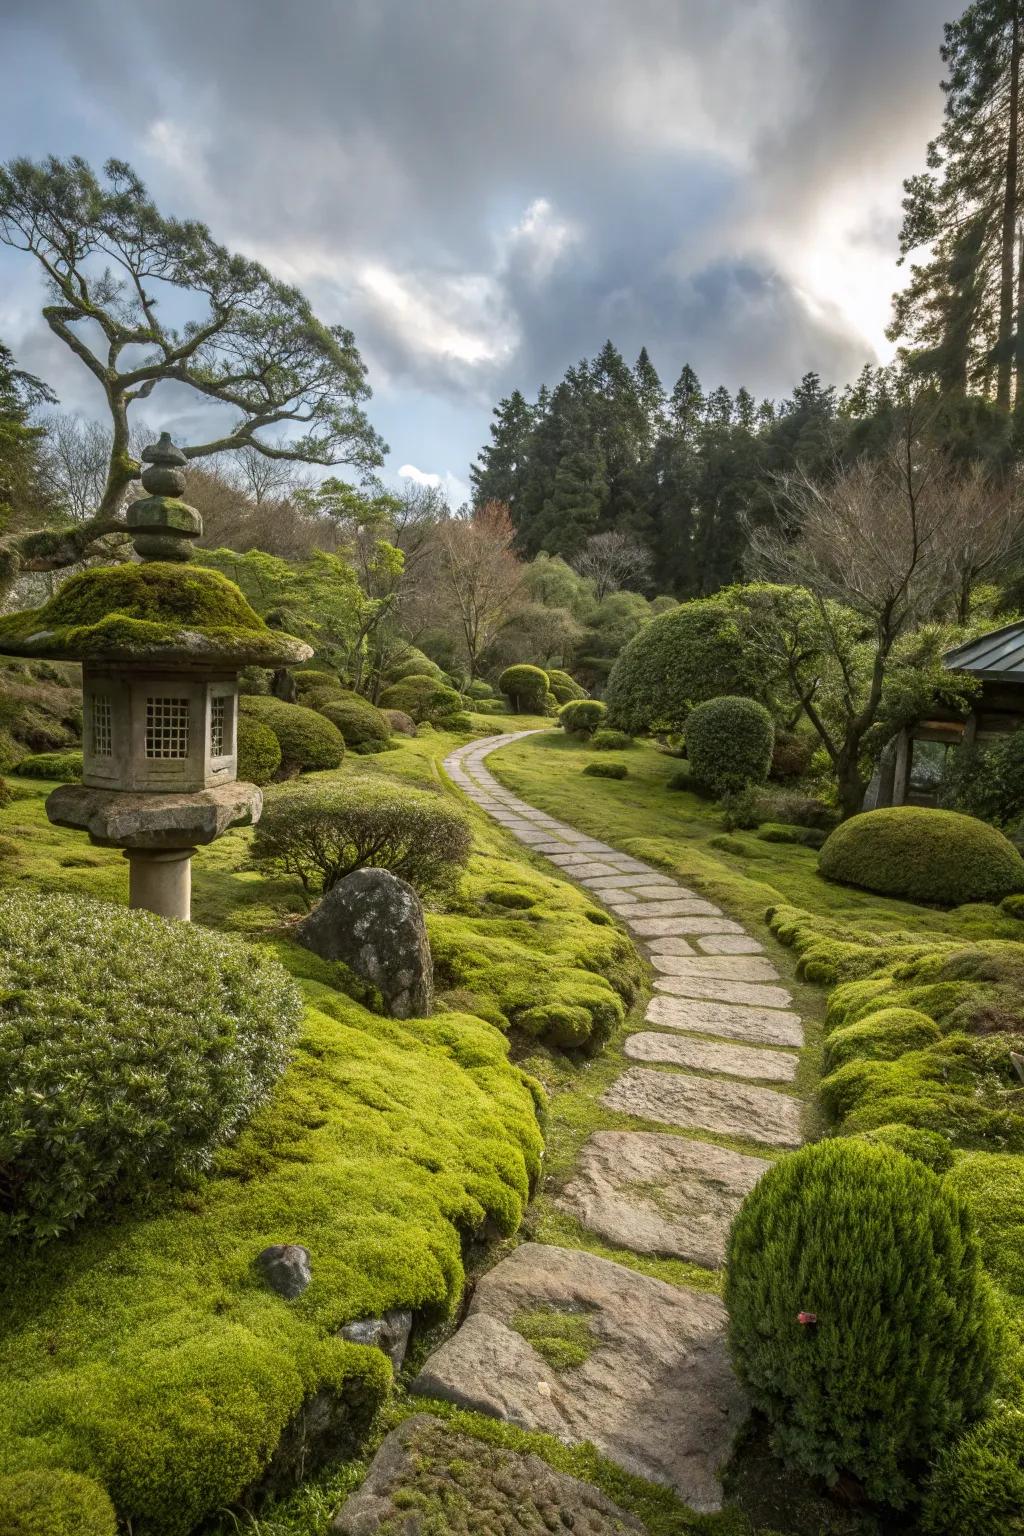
511,1306,598,1372
0,563,311,666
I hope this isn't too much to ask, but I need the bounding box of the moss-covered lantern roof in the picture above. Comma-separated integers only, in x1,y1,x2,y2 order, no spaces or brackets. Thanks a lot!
0,562,313,667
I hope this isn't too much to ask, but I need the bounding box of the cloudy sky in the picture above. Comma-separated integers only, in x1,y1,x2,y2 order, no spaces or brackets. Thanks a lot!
0,0,950,502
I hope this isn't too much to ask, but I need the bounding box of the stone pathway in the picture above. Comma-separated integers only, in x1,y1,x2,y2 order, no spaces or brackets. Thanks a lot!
411,731,807,1514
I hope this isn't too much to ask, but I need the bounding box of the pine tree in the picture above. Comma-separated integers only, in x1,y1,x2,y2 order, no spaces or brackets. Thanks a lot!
892,1,1023,406
669,365,705,439
632,347,666,449
734,386,757,431
470,388,534,511
0,339,55,534
705,385,734,427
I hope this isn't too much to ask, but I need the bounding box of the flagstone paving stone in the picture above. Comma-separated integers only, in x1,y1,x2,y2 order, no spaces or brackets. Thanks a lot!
654,975,794,1009
645,994,804,1047
604,1066,802,1148
629,914,745,938
696,934,765,955
624,1030,799,1083
614,898,723,920
558,1131,770,1269
648,953,781,982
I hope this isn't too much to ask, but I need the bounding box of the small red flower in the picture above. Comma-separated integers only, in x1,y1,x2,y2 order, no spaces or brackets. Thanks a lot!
797,1311,818,1326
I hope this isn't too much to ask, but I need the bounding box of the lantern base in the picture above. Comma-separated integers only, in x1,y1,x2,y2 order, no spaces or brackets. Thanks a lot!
125,847,195,921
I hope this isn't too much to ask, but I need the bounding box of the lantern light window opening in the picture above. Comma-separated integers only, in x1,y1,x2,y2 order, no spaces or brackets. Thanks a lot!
145,696,191,760
90,695,113,757
210,695,227,758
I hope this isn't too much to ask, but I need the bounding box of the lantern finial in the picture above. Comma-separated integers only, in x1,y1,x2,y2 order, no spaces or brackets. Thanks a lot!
126,433,203,561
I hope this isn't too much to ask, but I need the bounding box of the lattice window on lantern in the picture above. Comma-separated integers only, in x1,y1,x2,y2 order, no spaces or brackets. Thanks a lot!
210,694,227,757
91,694,113,757
145,696,190,759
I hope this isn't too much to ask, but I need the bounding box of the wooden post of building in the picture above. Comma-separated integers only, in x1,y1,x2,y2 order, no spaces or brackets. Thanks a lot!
892,728,911,807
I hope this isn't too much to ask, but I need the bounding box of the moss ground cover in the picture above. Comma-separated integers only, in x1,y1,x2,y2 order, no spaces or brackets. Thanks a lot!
0,708,656,1533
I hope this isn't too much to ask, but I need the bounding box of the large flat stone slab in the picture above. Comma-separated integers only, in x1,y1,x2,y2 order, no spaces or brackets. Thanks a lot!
615,898,722,920
558,1130,769,1269
629,915,744,938
645,994,804,1048
696,934,765,955
587,874,678,892
649,953,780,983
604,1066,802,1148
602,884,699,903
411,1243,745,1512
548,860,624,878
641,935,696,956
654,975,793,1009
332,1413,644,1534
625,1030,798,1083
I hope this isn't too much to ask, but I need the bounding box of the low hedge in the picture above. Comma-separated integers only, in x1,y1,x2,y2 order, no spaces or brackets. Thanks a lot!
559,700,607,737
239,696,345,773
726,1138,1001,1506
251,780,472,896
499,664,550,714
583,761,627,780
378,674,463,725
685,695,774,796
236,713,282,786
819,807,1024,907
318,691,392,753
0,890,302,1242
13,749,83,782
0,1470,117,1536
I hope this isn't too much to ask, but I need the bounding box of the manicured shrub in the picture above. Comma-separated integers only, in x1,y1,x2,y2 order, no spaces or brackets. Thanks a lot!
12,748,83,781
0,890,302,1242
725,1138,1001,1505
318,691,392,753
385,647,446,682
921,1402,1024,1536
0,1470,117,1536
605,596,761,737
445,711,475,731
499,664,550,714
547,668,587,704
239,696,345,773
822,1006,942,1075
251,780,472,896
383,707,417,736
685,695,774,796
465,678,495,700
378,673,463,724
819,807,1024,907
236,713,282,786
300,683,347,711
591,728,634,751
583,761,627,780
855,1123,955,1174
473,698,508,715
559,699,607,737
293,669,341,695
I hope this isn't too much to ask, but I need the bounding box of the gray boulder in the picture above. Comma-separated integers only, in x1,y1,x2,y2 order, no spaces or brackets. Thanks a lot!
297,868,433,1019
257,1243,312,1299
340,1309,413,1374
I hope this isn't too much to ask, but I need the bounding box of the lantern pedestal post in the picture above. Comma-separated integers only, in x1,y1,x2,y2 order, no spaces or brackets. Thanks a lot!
125,847,196,922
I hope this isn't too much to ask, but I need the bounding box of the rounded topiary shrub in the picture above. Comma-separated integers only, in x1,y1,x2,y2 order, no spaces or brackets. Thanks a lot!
822,1006,942,1075
605,596,760,737
251,780,472,896
318,691,392,753
854,1123,955,1174
559,699,607,737
583,761,627,780
236,713,282,786
300,683,347,712
0,890,302,1242
465,678,495,700
385,648,445,682
378,673,462,725
499,664,550,714
292,669,341,695
0,1470,117,1536
547,668,587,704
725,1138,1000,1505
920,1401,1024,1536
685,695,774,796
819,807,1024,907
13,749,83,782
591,728,634,751
239,696,345,773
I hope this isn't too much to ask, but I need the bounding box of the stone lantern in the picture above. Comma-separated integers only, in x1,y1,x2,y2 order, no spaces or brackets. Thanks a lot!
0,434,312,920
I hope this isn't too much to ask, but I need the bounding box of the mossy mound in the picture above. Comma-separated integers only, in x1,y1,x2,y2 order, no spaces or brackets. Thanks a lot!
822,1007,942,1075
0,563,312,666
0,1470,117,1536
819,807,1024,907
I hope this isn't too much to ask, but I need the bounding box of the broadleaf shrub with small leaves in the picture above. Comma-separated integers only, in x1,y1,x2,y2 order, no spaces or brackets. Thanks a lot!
559,699,607,737
0,891,302,1243
685,695,774,796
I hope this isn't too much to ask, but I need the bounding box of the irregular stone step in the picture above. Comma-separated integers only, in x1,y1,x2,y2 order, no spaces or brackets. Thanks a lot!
332,1413,645,1534
629,915,744,938
410,1243,745,1513
604,1066,802,1148
696,934,765,955
547,860,625,879
654,975,793,1009
641,935,696,956
587,874,678,892
625,1030,798,1083
648,953,780,983
646,994,804,1048
558,1130,769,1269
616,898,722,921
603,883,700,903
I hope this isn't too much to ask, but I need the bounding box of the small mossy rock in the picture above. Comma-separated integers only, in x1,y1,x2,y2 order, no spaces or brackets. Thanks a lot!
518,1002,593,1048
339,1309,413,1374
382,708,416,736
0,561,311,666
257,1243,312,1299
819,807,1024,906
297,868,433,1019
822,1007,942,1075
0,1470,117,1536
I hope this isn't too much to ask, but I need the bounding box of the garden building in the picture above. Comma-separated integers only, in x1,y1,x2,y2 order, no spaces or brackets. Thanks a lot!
870,621,1024,808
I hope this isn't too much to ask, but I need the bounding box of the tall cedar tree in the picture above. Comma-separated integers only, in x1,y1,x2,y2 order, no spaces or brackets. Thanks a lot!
892,1,1023,406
